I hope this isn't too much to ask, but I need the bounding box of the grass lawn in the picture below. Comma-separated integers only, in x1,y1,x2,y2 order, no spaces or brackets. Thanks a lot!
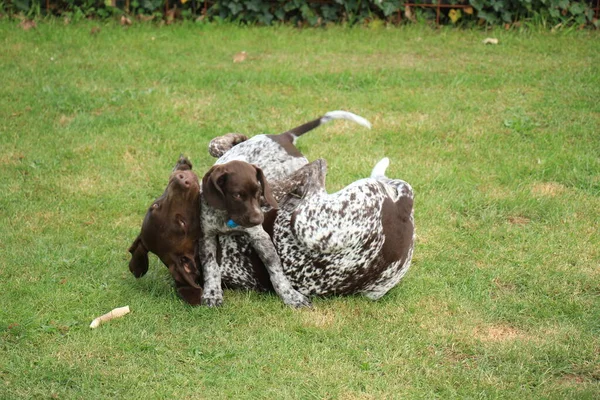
1,20,599,399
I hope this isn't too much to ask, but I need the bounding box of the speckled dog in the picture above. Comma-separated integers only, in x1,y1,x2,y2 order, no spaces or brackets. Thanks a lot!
198,111,371,308
216,157,415,299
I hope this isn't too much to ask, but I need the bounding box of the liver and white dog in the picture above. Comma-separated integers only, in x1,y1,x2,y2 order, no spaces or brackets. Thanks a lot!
216,157,414,300
128,111,414,304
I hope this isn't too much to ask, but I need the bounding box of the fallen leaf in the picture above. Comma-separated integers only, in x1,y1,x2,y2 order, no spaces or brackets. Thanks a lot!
20,20,36,31
90,26,101,35
508,216,530,225
464,6,473,14
404,5,415,22
120,15,132,26
233,51,247,63
448,9,462,24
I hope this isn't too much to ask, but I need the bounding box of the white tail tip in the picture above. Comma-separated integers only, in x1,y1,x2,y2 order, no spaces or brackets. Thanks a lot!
370,157,390,178
321,111,372,129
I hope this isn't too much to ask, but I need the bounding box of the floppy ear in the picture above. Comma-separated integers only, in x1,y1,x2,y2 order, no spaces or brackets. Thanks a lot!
168,256,202,289
174,155,193,172
255,166,278,209
202,165,227,210
128,235,149,278
176,286,203,306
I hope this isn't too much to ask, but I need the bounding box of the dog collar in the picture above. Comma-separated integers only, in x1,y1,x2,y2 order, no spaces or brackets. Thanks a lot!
226,219,239,228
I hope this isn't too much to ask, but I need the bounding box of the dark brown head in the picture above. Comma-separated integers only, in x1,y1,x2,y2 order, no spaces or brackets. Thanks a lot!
202,160,277,228
128,157,203,303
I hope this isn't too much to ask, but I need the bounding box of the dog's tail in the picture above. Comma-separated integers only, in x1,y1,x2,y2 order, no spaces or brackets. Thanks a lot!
370,157,390,179
282,110,371,143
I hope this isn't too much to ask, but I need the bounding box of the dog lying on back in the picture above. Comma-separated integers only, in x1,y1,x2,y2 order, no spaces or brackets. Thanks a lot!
128,111,372,305
198,111,372,308
128,157,204,304
216,157,415,299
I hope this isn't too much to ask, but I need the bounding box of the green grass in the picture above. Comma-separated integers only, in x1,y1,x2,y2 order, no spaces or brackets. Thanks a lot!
1,20,599,399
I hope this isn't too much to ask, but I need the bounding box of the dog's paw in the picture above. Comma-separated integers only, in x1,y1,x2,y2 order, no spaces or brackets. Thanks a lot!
201,289,224,307
283,289,312,309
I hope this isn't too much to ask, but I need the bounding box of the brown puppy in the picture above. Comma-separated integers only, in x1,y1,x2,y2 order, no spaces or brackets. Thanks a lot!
128,157,203,305
202,160,276,228
199,160,311,308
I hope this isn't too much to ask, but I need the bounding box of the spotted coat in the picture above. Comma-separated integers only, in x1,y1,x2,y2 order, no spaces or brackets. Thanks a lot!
216,159,415,299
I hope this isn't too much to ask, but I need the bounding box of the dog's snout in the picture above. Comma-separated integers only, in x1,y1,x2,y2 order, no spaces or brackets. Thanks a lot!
172,171,198,190
178,173,190,187
248,214,264,226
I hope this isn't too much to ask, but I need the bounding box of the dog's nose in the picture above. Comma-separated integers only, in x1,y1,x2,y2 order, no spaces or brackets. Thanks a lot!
248,214,264,226
174,172,194,189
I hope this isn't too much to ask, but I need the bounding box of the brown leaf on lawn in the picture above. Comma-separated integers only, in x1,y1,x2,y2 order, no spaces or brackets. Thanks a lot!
508,216,530,225
20,20,37,31
233,51,247,63
90,26,101,35
120,15,132,26
404,5,415,22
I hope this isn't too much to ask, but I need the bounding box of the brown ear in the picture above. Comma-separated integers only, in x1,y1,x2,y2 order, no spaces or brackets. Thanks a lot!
255,166,278,209
202,165,227,210
174,155,193,171
176,286,203,306
128,235,149,278
168,256,202,289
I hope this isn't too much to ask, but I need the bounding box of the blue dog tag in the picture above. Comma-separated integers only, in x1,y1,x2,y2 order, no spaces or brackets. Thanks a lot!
226,219,239,228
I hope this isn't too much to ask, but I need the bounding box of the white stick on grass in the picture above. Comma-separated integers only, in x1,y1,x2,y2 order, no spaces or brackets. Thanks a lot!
89,305,130,328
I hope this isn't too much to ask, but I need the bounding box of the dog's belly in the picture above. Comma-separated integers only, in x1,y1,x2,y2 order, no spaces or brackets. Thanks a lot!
274,221,389,297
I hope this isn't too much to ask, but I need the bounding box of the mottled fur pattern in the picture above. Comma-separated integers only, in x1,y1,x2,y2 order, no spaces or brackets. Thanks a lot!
199,194,310,308
199,110,372,307
214,135,309,182
217,159,415,299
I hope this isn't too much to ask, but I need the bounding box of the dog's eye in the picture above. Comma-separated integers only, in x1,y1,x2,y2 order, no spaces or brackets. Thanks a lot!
232,193,242,200
176,215,186,232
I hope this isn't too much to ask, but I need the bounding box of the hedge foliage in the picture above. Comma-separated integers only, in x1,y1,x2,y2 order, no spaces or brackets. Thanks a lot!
2,0,599,26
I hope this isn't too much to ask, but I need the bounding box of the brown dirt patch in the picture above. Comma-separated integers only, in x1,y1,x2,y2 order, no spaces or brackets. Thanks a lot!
339,392,377,400
531,182,566,197
508,216,530,225
58,114,74,126
0,152,25,166
299,308,336,329
475,325,528,342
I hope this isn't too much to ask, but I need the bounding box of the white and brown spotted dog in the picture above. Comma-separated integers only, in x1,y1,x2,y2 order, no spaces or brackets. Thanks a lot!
198,111,371,308
216,157,415,300
129,111,372,306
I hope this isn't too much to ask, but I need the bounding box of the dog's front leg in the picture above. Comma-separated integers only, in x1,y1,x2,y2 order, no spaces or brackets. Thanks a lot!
199,234,224,307
247,226,312,308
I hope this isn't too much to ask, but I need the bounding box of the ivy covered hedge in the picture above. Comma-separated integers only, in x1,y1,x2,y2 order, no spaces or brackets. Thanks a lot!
2,0,599,26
